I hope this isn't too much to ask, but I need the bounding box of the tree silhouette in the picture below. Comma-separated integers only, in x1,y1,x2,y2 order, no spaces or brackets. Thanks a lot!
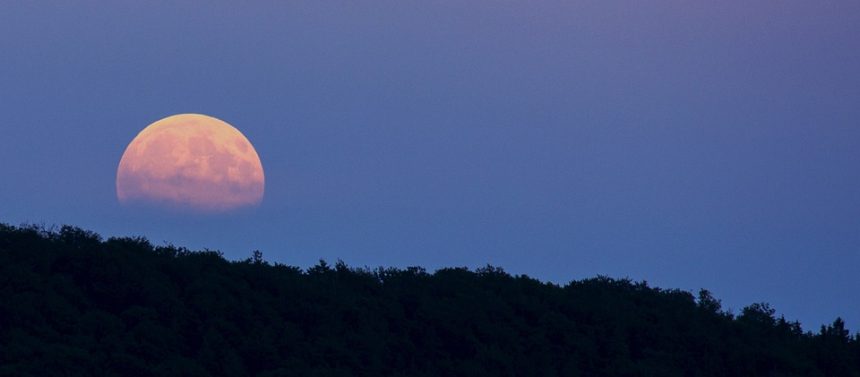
1,223,859,376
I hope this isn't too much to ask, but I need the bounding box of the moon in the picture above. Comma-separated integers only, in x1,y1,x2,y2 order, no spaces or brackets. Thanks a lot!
116,114,265,212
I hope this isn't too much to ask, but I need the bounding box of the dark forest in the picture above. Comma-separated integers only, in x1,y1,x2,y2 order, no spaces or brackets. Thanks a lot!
1,224,857,376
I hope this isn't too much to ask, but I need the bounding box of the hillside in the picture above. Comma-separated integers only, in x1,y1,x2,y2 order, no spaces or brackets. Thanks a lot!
0,224,857,376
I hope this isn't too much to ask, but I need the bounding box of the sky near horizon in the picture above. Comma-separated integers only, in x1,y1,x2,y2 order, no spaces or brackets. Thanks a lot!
2,1,860,329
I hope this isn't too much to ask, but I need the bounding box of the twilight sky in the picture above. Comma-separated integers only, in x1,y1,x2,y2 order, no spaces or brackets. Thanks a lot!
2,1,859,329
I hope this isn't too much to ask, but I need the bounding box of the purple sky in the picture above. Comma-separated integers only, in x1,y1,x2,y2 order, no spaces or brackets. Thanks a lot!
2,1,860,329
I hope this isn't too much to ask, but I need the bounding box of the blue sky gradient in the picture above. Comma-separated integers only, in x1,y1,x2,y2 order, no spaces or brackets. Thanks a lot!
2,1,859,329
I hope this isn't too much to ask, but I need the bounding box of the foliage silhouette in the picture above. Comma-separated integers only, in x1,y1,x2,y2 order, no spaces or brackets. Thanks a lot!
1,224,858,376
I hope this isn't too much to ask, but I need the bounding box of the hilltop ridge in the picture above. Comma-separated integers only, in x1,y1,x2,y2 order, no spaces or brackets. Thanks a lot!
0,224,857,376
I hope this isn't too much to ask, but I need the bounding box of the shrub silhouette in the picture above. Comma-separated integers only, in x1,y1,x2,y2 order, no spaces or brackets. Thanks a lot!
1,224,858,376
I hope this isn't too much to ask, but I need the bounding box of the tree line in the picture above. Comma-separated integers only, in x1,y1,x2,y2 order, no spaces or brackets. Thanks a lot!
0,224,858,376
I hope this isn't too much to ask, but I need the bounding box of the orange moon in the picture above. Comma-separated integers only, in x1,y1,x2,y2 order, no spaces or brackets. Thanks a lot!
116,114,265,212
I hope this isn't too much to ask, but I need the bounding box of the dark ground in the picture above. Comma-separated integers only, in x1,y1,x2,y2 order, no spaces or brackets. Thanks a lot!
1,224,857,376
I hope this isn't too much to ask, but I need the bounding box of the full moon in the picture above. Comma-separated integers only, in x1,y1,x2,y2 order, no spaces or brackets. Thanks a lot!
116,114,265,212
